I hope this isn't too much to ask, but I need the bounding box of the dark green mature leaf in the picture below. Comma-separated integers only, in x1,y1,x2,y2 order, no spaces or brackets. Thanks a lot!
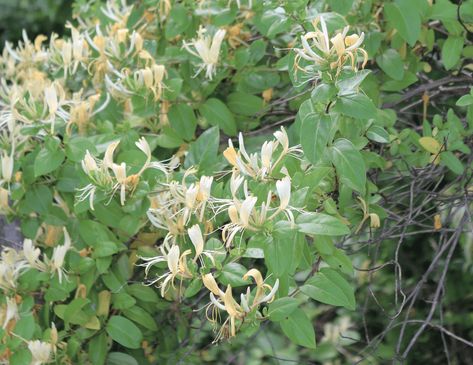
168,104,197,141
265,223,300,276
106,316,143,349
301,268,355,310
227,92,264,116
219,263,250,287
280,308,316,349
185,127,220,174
34,147,65,177
297,213,350,236
268,298,299,322
199,98,237,136
367,125,390,143
376,49,404,80
330,138,366,194
123,307,158,331
106,352,139,365
333,93,377,119
301,113,333,164
88,333,108,365
384,0,421,46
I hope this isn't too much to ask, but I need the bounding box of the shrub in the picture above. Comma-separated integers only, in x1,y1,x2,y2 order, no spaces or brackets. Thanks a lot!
0,0,472,364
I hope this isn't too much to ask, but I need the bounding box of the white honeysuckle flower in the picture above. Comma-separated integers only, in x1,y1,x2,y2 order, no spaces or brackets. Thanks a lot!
198,176,213,202
141,244,193,297
23,239,47,272
44,84,58,115
27,340,52,365
260,141,274,171
3,297,19,329
49,228,72,283
276,176,291,210
239,196,257,227
1,151,13,183
223,128,300,180
135,137,151,175
182,26,226,80
188,224,204,262
294,15,368,74
103,141,120,170
81,150,98,175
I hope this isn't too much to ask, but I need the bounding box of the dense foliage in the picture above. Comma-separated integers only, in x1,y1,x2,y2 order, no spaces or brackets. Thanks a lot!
0,0,472,364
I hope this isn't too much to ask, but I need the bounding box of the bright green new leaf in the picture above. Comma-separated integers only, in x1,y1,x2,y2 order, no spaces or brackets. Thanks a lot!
442,36,464,70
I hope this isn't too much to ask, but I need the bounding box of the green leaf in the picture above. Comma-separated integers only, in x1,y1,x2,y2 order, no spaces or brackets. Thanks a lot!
34,147,65,177
219,263,250,287
168,104,197,141
300,113,333,164
366,125,390,143
296,213,350,236
127,284,159,303
88,332,108,365
185,127,220,174
440,151,464,175
330,138,366,194
66,137,97,162
376,49,404,80
442,36,464,70
106,352,139,365
112,292,136,310
265,223,300,276
93,241,119,258
106,316,143,349
300,268,356,310
165,5,190,39
227,92,264,116
456,94,473,107
384,1,421,46
268,298,299,322
123,307,158,331
199,98,237,136
280,308,316,349
333,93,377,119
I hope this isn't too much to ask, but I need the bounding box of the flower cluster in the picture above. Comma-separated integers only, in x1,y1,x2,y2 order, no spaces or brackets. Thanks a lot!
139,129,300,340
294,16,368,76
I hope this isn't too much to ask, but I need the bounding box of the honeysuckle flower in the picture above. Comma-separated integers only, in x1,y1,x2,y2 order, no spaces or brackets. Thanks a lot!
0,248,29,291
27,340,52,365
2,297,19,329
23,239,47,272
187,224,217,265
222,195,258,247
131,64,167,100
294,16,368,75
223,128,300,180
202,269,279,342
140,242,193,297
182,26,226,80
47,228,72,283
276,177,291,211
1,150,13,183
